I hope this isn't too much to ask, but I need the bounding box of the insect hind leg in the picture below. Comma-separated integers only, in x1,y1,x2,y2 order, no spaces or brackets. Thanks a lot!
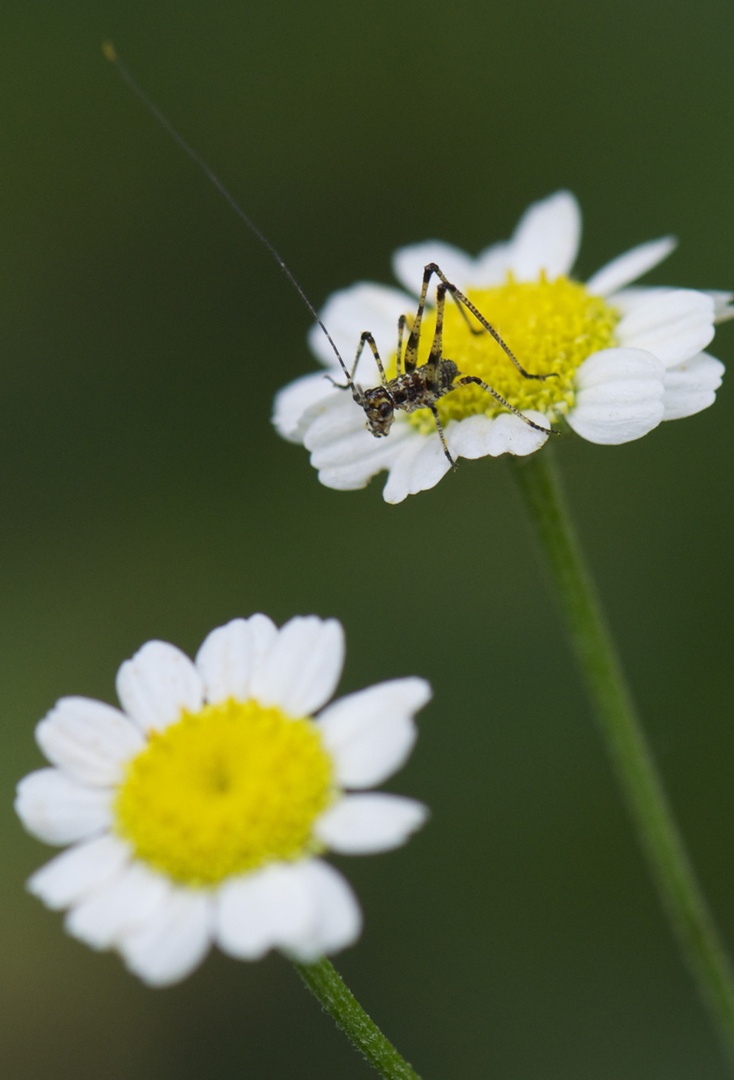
422,262,557,383
400,265,437,374
455,375,559,436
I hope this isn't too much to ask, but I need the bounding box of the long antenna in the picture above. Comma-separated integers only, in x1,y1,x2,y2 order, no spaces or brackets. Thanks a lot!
102,42,352,383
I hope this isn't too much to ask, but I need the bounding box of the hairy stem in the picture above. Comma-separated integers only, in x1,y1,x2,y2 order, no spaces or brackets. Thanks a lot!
510,447,734,1070
294,958,423,1080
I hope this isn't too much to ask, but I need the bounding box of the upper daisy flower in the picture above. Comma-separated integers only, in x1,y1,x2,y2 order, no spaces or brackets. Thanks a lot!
273,191,729,504
15,615,430,986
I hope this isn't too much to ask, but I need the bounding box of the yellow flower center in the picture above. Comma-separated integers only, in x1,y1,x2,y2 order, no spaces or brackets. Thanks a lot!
114,700,335,887
396,275,618,432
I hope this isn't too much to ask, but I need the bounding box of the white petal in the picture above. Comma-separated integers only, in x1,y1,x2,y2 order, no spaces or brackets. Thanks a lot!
616,289,715,366
310,425,399,470
219,859,362,963
569,397,664,444
246,613,280,664
197,615,278,702
315,793,429,854
448,410,549,459
507,191,581,281
610,285,669,316
195,617,264,705
28,834,132,910
15,768,113,845
116,641,204,734
446,414,496,458
285,860,362,961
293,385,366,453
709,291,734,323
119,888,213,986
307,283,412,381
661,352,725,420
249,616,345,716
392,241,479,296
381,430,452,504
217,862,314,959
317,677,431,788
568,348,665,444
575,348,665,390
35,697,145,786
472,242,512,286
272,372,337,442
305,397,415,492
303,387,417,486
65,861,171,948
304,388,415,467
586,236,677,296
303,388,372,453
611,284,725,332
317,438,408,491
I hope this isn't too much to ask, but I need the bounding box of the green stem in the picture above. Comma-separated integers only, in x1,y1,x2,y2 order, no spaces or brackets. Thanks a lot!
510,447,734,1069
294,958,423,1080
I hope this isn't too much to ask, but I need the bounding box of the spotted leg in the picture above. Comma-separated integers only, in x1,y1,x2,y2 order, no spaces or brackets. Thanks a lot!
326,330,390,392
421,262,557,381
453,375,558,436
428,402,457,469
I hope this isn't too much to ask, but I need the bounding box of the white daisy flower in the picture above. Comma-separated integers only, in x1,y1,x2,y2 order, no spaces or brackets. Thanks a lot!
15,615,430,986
273,191,728,504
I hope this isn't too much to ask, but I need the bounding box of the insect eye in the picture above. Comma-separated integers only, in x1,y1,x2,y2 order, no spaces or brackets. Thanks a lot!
379,401,392,418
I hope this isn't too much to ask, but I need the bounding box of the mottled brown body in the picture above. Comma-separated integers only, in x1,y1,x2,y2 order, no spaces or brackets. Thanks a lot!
334,263,557,469
361,363,460,437
390,363,460,413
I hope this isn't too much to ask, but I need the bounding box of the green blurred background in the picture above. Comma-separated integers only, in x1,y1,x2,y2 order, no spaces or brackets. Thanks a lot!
2,1,733,1077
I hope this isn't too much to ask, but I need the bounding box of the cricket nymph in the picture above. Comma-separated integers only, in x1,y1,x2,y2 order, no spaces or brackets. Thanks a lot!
335,263,558,470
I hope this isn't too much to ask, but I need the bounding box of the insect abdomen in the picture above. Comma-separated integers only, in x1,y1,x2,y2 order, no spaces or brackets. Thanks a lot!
437,360,459,392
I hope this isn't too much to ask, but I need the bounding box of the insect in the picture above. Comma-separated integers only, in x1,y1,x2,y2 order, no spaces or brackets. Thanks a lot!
328,261,557,468
105,44,556,468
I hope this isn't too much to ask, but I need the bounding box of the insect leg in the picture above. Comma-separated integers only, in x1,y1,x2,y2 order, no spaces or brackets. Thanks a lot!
325,331,389,390
425,281,449,390
402,262,484,374
402,263,443,373
454,375,558,436
425,280,446,373
352,331,389,385
428,403,457,469
449,292,491,337
396,315,412,377
405,281,461,464
423,262,555,381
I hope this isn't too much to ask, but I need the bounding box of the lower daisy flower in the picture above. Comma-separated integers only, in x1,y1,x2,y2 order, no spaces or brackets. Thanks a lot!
15,615,430,986
273,191,729,503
